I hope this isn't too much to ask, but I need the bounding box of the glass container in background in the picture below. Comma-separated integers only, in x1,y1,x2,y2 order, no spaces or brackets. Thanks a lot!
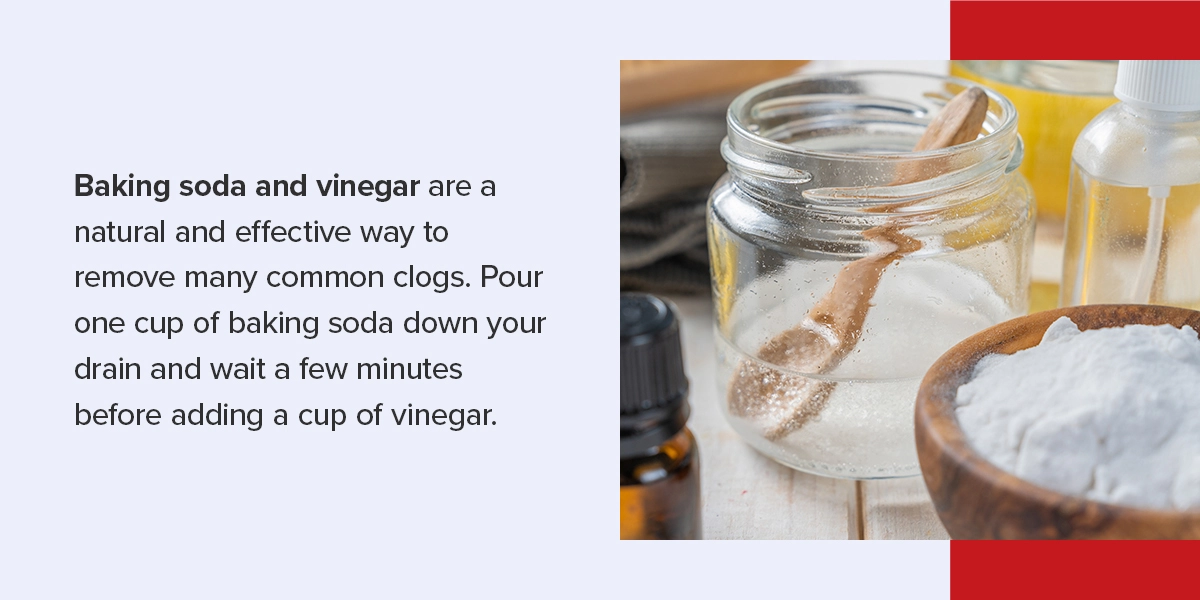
708,72,1034,479
620,293,701,540
952,61,1118,223
1061,61,1200,309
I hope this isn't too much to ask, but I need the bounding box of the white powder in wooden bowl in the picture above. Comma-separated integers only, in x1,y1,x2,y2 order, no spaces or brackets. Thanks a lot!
955,316,1200,510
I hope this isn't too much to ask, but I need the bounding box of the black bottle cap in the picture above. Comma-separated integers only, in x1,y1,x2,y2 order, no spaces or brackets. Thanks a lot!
621,293,690,456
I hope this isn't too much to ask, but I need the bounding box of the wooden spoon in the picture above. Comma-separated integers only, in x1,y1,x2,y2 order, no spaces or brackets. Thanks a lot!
727,87,989,441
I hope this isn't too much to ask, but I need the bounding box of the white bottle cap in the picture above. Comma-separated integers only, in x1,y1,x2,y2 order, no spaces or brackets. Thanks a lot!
1115,60,1200,112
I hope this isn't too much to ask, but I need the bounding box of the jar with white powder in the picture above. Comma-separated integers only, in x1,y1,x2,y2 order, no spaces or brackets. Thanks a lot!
708,72,1035,478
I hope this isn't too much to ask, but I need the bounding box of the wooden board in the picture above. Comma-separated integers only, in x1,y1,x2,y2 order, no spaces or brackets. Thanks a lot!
860,479,950,540
620,60,809,114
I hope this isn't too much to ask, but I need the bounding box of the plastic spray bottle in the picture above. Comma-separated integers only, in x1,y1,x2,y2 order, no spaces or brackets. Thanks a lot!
1061,60,1200,308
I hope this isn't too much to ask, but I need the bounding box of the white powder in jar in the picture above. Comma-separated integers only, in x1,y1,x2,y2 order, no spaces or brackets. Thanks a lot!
955,316,1200,510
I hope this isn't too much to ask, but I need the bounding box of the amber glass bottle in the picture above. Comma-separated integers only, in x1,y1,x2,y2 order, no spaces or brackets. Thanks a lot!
620,293,700,540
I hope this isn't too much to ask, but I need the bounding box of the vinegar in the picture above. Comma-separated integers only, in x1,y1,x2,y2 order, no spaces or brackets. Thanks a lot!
1061,170,1200,309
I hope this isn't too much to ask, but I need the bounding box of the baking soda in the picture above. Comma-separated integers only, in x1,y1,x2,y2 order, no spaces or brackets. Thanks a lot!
717,259,1016,478
956,317,1200,510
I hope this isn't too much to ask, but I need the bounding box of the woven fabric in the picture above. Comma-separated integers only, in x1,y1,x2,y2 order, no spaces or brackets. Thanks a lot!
619,99,726,295
620,116,728,211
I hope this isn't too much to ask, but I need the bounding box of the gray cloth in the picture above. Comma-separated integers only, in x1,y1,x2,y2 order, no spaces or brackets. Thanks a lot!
621,253,711,295
620,198,708,270
620,98,728,295
620,117,728,211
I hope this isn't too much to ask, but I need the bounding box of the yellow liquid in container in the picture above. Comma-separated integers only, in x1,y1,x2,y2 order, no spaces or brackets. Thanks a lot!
951,62,1117,219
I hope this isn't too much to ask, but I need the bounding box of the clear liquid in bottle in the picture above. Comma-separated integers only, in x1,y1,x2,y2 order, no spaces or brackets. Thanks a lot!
1061,165,1200,309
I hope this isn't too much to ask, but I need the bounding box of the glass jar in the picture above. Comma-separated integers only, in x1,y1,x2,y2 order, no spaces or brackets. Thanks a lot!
951,61,1117,221
708,72,1034,479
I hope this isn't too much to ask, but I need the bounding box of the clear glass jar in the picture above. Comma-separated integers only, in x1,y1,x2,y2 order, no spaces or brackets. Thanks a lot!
951,61,1117,221
708,72,1035,479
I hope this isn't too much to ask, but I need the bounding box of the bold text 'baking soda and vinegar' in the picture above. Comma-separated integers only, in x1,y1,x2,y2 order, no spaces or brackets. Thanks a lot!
74,174,496,202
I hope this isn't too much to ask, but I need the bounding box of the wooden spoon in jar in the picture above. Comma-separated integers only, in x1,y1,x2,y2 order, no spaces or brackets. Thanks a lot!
727,87,989,441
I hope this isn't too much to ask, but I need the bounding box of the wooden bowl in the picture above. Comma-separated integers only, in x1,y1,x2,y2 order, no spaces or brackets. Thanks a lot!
915,304,1200,539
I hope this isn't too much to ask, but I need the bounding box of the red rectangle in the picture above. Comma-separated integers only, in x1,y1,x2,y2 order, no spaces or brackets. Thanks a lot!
952,1,1200,59
952,540,1200,598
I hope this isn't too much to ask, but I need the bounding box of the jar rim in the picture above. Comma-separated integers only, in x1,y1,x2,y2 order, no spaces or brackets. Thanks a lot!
726,70,1019,163
721,70,1023,213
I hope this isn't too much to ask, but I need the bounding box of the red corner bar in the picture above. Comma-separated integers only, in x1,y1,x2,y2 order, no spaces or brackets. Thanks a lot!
951,2,1200,59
